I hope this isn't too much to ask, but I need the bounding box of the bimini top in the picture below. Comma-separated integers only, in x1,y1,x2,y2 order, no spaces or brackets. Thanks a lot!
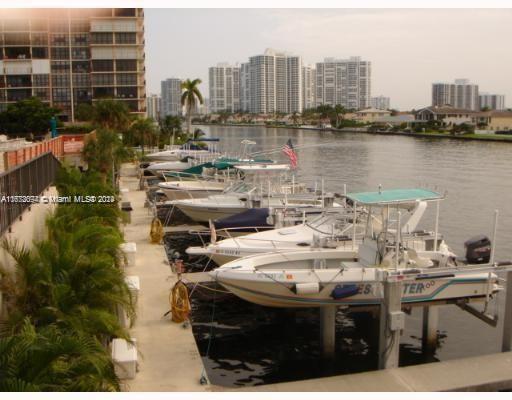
347,188,443,205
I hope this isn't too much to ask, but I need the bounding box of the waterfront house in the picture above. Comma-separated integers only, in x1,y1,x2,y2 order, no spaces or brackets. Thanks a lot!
414,106,477,126
354,108,392,123
472,111,512,131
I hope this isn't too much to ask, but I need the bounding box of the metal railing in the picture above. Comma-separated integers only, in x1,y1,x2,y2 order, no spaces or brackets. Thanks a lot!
0,152,61,235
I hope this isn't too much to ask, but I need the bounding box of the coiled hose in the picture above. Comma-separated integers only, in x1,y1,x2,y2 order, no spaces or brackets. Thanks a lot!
169,280,191,323
150,217,164,244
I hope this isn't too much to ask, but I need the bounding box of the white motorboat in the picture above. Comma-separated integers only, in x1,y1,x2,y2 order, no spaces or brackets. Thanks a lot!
144,160,192,177
187,210,362,265
146,148,218,162
158,180,228,200
209,188,503,308
171,164,339,223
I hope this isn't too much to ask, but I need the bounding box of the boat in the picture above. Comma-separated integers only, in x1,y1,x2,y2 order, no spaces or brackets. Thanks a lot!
187,209,362,265
170,164,338,223
158,180,228,200
209,188,503,308
143,158,194,177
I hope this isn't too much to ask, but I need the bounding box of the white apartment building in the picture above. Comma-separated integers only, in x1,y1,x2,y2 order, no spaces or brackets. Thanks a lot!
315,57,371,110
208,63,240,113
146,93,160,120
370,95,390,110
302,65,316,111
247,48,303,114
479,93,505,111
239,62,251,112
160,78,182,116
432,79,479,111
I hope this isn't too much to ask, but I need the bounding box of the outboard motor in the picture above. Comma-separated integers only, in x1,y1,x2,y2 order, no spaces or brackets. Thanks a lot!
464,235,491,264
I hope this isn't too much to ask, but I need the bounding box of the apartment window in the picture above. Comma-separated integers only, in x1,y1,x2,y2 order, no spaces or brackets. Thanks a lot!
30,19,48,31
33,88,50,101
0,90,5,101
51,47,70,59
51,34,68,46
71,33,89,46
92,59,114,72
115,32,136,44
52,74,70,87
7,89,31,102
74,88,92,101
115,59,137,71
6,75,31,88
3,19,29,31
5,47,30,60
71,47,89,60
116,73,137,85
90,32,113,45
114,8,136,17
53,88,71,101
31,33,48,46
116,86,137,98
32,47,49,59
0,76,5,88
92,73,114,86
51,61,70,72
4,33,30,46
72,74,90,87
72,61,90,73
33,74,50,87
93,87,114,98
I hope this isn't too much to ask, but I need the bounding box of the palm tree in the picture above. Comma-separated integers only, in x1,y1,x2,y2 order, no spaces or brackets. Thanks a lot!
181,79,204,135
334,104,347,128
128,117,157,153
91,99,131,131
0,319,120,391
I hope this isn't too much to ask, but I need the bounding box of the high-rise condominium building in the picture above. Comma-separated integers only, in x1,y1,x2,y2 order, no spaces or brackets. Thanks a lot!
146,93,160,120
302,65,316,111
208,63,240,113
239,62,251,113
371,95,390,110
247,48,303,114
479,93,505,111
315,57,371,110
160,78,182,117
431,79,479,111
0,8,146,122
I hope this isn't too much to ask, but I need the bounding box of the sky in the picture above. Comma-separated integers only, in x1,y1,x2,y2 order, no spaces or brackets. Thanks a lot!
144,8,512,110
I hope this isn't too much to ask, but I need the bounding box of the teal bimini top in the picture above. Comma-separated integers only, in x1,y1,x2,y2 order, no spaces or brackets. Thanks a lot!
347,188,443,205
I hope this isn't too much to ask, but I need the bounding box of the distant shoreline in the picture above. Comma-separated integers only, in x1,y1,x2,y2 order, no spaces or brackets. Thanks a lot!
194,122,512,143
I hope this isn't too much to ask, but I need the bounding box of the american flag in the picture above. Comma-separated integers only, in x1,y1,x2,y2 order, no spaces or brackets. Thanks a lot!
282,139,298,169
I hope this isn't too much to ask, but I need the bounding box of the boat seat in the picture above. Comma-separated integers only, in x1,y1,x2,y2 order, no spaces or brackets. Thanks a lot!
407,248,433,268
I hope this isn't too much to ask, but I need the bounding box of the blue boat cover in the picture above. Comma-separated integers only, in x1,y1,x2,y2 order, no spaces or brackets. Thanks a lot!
214,208,272,229
331,284,359,300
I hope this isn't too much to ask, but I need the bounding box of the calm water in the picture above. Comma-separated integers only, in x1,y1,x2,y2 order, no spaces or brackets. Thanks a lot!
182,125,512,387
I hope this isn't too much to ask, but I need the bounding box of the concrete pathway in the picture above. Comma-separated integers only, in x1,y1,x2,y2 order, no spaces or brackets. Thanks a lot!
119,166,209,392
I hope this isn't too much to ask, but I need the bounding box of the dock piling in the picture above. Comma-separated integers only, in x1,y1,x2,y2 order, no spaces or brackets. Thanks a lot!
378,278,403,369
320,306,336,358
502,271,512,352
422,305,439,352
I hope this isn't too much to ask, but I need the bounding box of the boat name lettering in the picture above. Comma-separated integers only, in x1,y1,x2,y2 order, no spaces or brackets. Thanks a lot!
357,284,372,295
403,280,436,295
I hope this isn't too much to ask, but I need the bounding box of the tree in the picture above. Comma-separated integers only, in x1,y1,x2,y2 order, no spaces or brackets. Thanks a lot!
127,117,158,152
75,103,95,122
0,97,59,138
181,79,204,134
91,100,131,131
82,129,132,184
333,105,347,127
0,319,121,391
160,115,185,146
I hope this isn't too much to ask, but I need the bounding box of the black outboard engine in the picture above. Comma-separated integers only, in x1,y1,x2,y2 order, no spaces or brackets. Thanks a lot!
464,235,491,264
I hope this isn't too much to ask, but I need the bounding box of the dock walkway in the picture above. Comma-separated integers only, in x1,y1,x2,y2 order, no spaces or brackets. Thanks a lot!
119,165,209,392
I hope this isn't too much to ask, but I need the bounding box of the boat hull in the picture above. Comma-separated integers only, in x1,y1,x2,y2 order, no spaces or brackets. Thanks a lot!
215,273,499,308
160,188,225,201
174,203,246,222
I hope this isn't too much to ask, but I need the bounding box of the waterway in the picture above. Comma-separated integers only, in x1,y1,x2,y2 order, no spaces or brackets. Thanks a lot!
177,125,512,387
